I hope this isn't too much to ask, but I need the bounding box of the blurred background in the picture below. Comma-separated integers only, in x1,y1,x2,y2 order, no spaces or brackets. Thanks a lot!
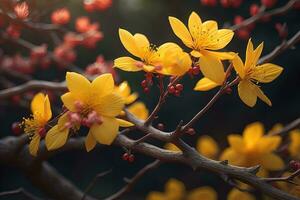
0,0,299,199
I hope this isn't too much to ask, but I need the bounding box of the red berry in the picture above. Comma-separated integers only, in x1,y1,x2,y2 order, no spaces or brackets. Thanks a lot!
143,87,150,93
174,90,181,97
186,128,196,135
290,160,300,170
145,73,153,81
275,23,288,39
192,66,200,75
231,0,243,8
122,153,129,161
250,4,260,16
234,15,244,25
175,84,183,91
261,0,277,8
11,122,22,135
128,154,135,162
141,80,147,88
168,85,175,94
157,123,165,131
220,0,231,8
38,127,46,138
237,29,250,40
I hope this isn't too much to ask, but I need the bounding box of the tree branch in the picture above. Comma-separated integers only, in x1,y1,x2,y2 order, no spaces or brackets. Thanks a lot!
0,187,42,200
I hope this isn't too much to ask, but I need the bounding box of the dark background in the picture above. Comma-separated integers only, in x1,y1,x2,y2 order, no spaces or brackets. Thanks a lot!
0,0,299,199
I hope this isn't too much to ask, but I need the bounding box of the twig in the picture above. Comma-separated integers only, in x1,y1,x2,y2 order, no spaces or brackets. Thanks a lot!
230,0,299,31
104,160,162,200
263,169,300,185
0,188,42,200
82,169,112,200
269,118,300,136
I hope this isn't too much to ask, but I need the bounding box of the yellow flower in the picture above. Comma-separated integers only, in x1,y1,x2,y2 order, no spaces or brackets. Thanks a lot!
114,81,138,104
227,188,255,200
289,129,300,159
45,72,133,152
220,122,284,171
114,29,191,76
232,39,283,107
23,93,52,156
196,135,219,159
146,178,217,200
164,143,181,152
169,12,234,87
127,102,149,120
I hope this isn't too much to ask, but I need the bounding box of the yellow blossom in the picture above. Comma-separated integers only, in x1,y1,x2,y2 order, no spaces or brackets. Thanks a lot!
232,39,283,107
220,122,284,171
146,178,217,200
164,143,181,152
227,188,255,200
45,72,133,152
289,129,300,159
196,135,219,159
23,93,52,156
114,29,191,76
127,102,149,120
169,12,234,87
114,81,138,104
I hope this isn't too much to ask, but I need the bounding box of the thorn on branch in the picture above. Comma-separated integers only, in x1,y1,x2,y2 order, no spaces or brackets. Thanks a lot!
220,160,229,165
248,165,261,175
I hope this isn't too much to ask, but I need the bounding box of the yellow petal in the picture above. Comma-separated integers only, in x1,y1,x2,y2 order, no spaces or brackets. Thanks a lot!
260,153,284,171
232,54,245,79
125,93,138,104
245,39,254,69
188,12,202,39
202,50,235,60
168,16,193,48
201,20,218,34
31,93,52,122
57,113,69,131
146,192,166,200
254,85,272,106
65,72,91,101
243,122,264,145
206,29,234,50
61,92,77,112
31,93,45,114
29,134,40,156
133,33,150,58
45,125,69,150
190,50,203,57
251,63,283,83
114,57,142,72
252,41,264,66
227,188,255,200
220,148,245,166
164,143,181,152
91,73,114,97
127,102,149,120
43,95,52,121
228,134,245,153
187,187,217,200
143,65,156,72
115,81,131,98
199,54,225,84
118,28,140,58
257,136,281,153
94,93,125,117
116,118,134,127
194,77,219,91
165,179,185,200
89,117,119,145
238,80,257,107
196,135,219,159
289,130,300,158
85,132,97,152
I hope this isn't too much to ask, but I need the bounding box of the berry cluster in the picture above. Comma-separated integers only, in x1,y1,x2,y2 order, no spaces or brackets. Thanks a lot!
168,83,183,97
140,73,154,93
122,152,135,163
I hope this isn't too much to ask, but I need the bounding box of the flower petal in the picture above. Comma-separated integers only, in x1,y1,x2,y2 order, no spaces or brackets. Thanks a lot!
164,143,181,152
66,72,91,101
127,102,149,120
118,28,141,58
94,93,125,117
116,118,134,127
187,187,217,200
31,93,52,122
61,92,77,112
232,54,245,79
245,39,254,69
114,57,142,72
220,148,245,166
251,63,283,83
199,54,225,84
227,189,255,200
188,12,202,39
255,86,272,106
168,16,193,48
89,117,119,145
85,132,97,152
202,50,235,60
29,134,40,156
206,29,234,50
165,179,185,200
133,33,150,58
31,93,45,114
243,122,264,145
194,77,219,91
45,125,69,150
238,80,257,107
91,73,114,97
228,134,245,153
196,135,219,159
146,192,166,200
260,153,284,171
257,136,281,153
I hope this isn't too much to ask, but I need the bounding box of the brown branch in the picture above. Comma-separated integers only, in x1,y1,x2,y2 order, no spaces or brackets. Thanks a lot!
269,118,300,136
258,30,300,64
230,0,299,31
263,169,300,185
82,169,113,200
104,160,162,200
0,187,42,200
